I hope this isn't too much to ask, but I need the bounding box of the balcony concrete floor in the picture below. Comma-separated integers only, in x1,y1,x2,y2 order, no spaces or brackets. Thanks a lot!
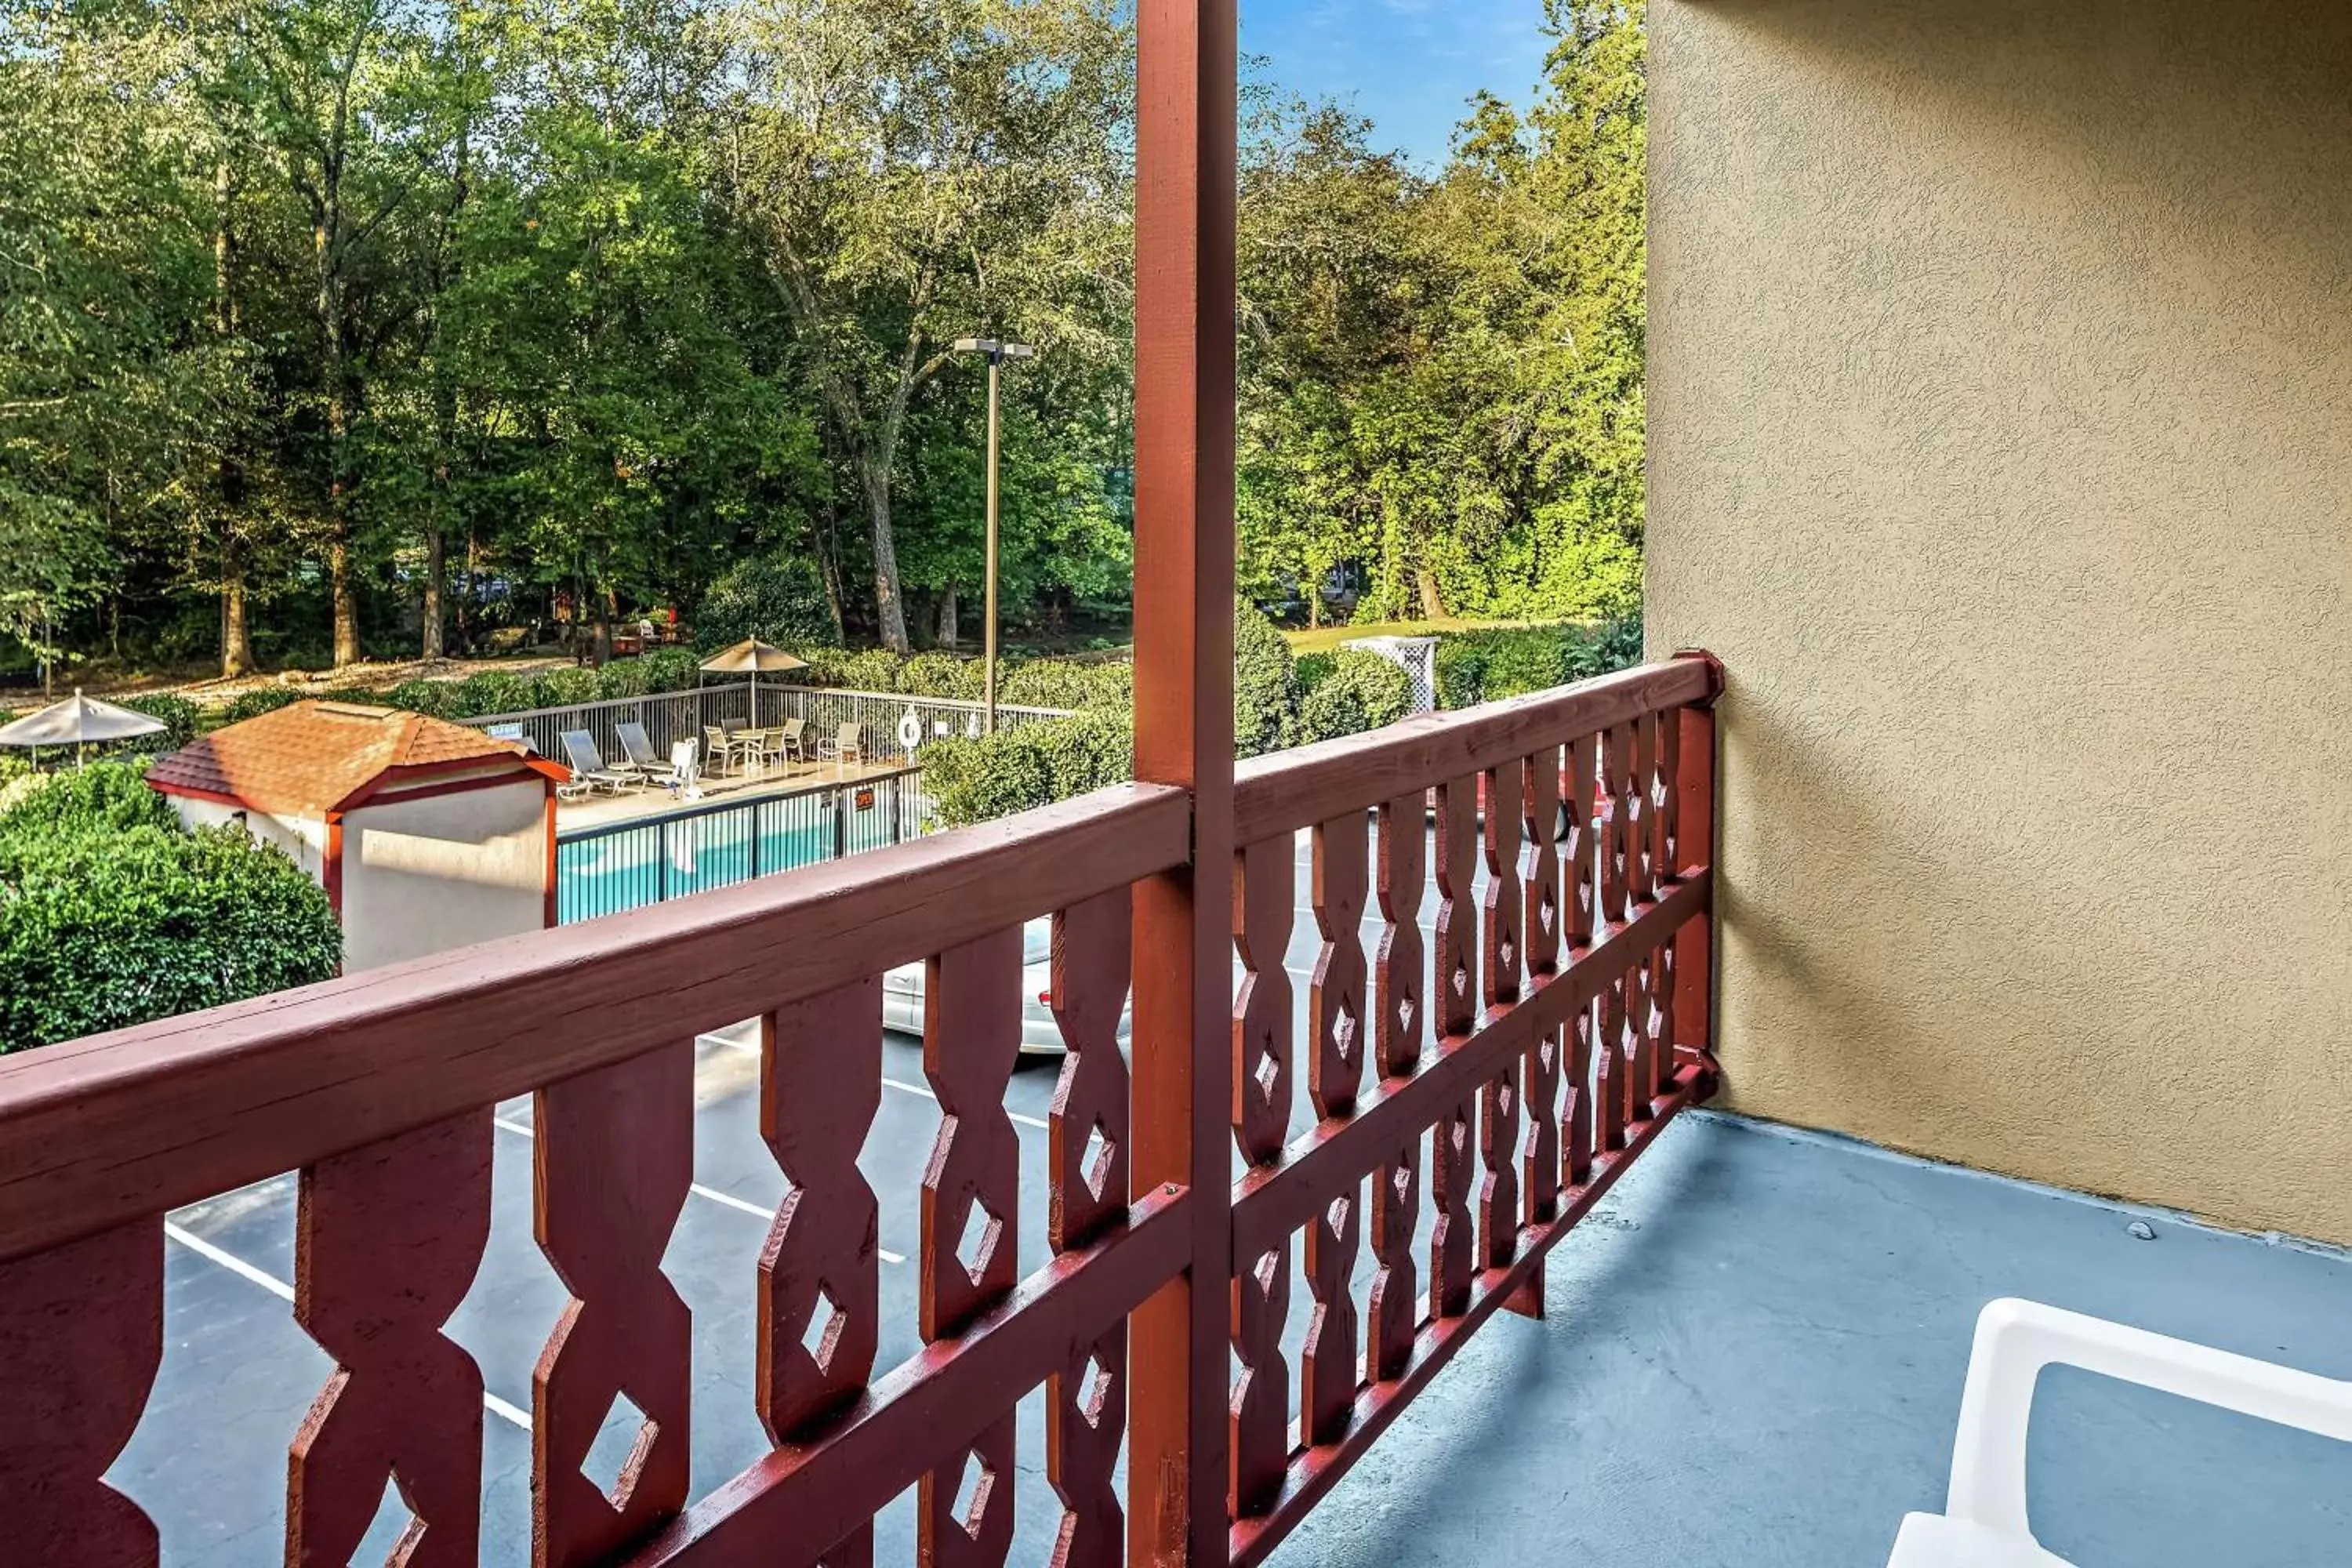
1271,1111,2352,1568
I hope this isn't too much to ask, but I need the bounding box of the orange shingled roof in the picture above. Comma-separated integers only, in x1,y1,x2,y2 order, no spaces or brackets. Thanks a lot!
146,700,552,815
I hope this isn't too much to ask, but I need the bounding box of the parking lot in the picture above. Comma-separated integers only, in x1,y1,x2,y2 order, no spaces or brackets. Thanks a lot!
112,825,1568,1563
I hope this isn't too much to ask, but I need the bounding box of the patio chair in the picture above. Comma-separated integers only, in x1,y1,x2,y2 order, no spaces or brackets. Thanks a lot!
559,730,634,794
615,721,667,776
818,722,864,766
703,724,753,777
773,717,808,767
1886,1298,2352,1567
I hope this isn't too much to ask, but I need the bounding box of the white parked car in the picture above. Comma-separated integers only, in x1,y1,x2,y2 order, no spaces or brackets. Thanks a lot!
882,917,1134,1055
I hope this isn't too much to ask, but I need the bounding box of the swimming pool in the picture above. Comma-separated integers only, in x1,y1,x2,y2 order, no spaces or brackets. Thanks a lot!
556,775,920,924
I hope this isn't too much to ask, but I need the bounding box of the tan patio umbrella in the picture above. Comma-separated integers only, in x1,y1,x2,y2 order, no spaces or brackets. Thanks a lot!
0,688,167,767
698,638,808,728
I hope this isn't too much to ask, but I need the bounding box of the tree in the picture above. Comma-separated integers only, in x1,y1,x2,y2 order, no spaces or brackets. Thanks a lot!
714,0,1133,652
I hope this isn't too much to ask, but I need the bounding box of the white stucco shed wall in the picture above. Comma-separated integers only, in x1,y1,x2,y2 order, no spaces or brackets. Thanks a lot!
339,778,551,972
167,797,328,885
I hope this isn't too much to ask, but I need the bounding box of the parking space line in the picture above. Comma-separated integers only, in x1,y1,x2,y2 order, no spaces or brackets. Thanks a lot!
880,1076,1051,1132
489,1119,908,1265
162,1221,534,1431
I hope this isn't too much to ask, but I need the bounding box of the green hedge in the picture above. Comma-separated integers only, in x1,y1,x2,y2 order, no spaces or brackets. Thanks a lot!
1294,648,1414,746
920,709,1134,828
1234,601,1298,758
693,553,837,655
1432,619,1642,708
0,762,342,1051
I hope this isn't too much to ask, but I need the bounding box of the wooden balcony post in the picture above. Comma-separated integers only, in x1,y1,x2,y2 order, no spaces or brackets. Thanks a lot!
1130,0,1237,1563
1671,651,1725,1073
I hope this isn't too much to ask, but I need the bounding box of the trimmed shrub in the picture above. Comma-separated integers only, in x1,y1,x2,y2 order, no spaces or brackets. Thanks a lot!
596,659,650,700
896,652,983,702
456,669,537,717
693,553,836,655
641,647,702,695
1431,621,1646,708
998,658,1131,713
0,763,342,1051
1233,600,1297,758
384,679,465,719
118,693,201,752
533,666,604,708
1294,649,1414,746
221,685,303,725
920,709,1134,828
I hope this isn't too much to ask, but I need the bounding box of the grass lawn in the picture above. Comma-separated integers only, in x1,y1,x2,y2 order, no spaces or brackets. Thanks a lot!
1279,616,1570,655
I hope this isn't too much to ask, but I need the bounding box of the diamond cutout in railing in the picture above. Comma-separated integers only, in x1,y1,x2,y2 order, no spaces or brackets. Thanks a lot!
1451,964,1468,1000
1392,1161,1413,1202
1079,1352,1116,1429
1538,896,1556,935
1450,1115,1469,1156
1497,1083,1514,1119
354,1475,423,1564
1325,1193,1352,1240
1538,1039,1557,1075
1396,993,1417,1037
1254,1047,1281,1105
1331,1001,1358,1062
800,1282,846,1373
1252,1248,1281,1294
956,1196,1004,1286
583,1388,656,1508
1081,1118,1116,1201
949,1449,996,1541
1499,938,1515,974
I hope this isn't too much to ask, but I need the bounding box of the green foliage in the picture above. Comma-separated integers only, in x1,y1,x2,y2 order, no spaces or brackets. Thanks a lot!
118,694,202,751
595,660,650,700
641,647,702,695
998,659,1131,712
384,679,466,719
456,670,538,718
221,687,304,724
0,763,342,1051
692,554,838,656
1293,649,1413,745
534,666,604,708
1234,601,1298,758
921,710,1134,828
1432,618,1642,707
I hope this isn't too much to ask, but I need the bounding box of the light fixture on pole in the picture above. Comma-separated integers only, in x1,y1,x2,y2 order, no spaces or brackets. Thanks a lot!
951,337,1033,734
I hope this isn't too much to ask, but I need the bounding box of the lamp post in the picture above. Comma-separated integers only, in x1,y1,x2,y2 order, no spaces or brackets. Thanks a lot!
952,336,1033,732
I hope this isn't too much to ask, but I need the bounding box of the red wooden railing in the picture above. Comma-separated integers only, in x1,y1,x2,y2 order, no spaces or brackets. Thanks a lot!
0,653,1717,1568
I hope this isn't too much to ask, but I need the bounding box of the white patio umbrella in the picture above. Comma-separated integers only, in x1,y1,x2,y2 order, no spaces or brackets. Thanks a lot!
0,688,166,767
698,638,808,728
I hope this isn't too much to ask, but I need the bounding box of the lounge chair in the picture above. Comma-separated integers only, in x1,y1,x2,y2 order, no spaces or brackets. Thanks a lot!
618,722,695,789
756,717,808,771
560,730,634,794
818,722,864,766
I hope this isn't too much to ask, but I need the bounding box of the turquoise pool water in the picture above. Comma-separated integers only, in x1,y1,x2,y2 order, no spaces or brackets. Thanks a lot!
556,791,910,924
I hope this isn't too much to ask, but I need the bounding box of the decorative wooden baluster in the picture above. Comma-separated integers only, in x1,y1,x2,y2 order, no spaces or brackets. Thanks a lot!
1045,892,1131,1567
1655,703,1682,891
760,980,881,1439
1520,750,1563,1231
1365,1139,1420,1385
1233,835,1295,1163
1632,710,1661,907
1477,757,1523,1279
1229,1241,1290,1519
1671,693,1719,1079
1622,944,1656,1126
760,980,881,1568
1600,722,1637,927
1428,1102,1476,1319
289,1114,494,1567
920,929,1022,1565
0,1219,162,1568
1649,941,1679,1104
921,1413,1015,1568
1565,1000,1596,1188
534,1044,695,1565
1566,733,1599,953
1433,776,1479,1041
1595,971,1630,1156
1046,1325,1125,1568
1374,794,1426,1079
1231,834,1294,1518
1309,811,1369,1120
1299,815,1367,1445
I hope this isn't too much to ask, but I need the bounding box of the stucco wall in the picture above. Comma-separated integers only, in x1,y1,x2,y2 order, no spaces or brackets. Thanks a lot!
1646,0,2352,1240
340,780,550,972
169,797,328,885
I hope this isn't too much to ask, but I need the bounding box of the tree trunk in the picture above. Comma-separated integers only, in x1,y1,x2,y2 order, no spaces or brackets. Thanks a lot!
860,455,911,653
1414,564,1446,620
222,561,255,677
812,470,848,643
330,531,360,665
936,584,959,649
421,525,446,659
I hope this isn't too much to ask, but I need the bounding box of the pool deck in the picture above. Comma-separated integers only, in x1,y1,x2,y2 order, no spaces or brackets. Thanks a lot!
555,755,913,833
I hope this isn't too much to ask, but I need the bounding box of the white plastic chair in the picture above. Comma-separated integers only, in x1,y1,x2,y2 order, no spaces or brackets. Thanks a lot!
1889,1298,2352,1566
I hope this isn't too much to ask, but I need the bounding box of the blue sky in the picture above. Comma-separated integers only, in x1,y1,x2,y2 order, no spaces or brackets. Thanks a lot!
1239,0,1556,169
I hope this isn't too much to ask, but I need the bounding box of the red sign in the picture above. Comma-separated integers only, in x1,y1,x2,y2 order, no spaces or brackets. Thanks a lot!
854,787,877,812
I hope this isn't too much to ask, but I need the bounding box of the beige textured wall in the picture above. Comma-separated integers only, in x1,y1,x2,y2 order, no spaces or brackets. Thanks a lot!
1646,0,2352,1240
343,780,550,971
